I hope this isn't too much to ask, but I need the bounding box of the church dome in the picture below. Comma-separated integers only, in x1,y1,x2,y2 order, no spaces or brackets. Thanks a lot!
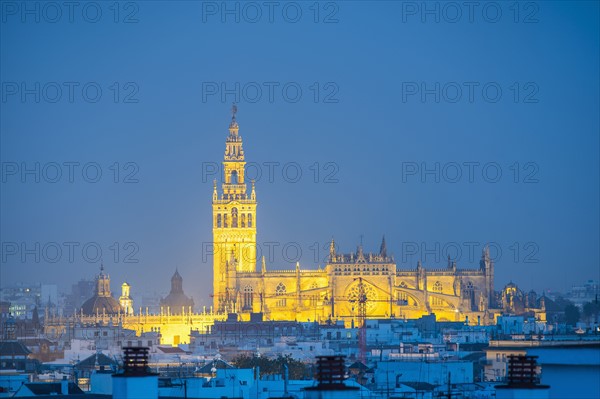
80,264,122,316
81,295,122,315
160,269,194,314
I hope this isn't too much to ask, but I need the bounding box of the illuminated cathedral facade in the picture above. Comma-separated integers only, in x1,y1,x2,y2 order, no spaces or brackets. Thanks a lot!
44,109,546,346
211,109,515,326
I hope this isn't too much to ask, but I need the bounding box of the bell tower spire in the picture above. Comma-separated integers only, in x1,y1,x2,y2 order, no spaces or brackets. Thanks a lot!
223,103,246,190
212,105,258,313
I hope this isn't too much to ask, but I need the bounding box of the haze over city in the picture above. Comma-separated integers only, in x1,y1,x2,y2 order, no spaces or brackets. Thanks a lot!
1,3,599,399
1,1,598,307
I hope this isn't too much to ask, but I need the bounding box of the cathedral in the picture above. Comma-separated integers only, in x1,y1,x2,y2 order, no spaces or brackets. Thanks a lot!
45,108,546,346
211,108,532,327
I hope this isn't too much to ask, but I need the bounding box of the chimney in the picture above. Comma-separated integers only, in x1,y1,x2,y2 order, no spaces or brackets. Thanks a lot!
496,355,550,399
303,356,361,399
112,347,158,399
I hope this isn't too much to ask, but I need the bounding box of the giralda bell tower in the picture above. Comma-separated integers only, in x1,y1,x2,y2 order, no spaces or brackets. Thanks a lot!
212,105,257,312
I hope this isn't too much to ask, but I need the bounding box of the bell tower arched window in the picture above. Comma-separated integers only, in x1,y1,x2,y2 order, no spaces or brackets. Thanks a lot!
231,208,238,228
248,214,253,228
230,170,238,184
241,214,246,227
217,214,222,228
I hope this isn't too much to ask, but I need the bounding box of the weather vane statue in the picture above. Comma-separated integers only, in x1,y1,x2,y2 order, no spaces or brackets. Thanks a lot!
231,103,237,121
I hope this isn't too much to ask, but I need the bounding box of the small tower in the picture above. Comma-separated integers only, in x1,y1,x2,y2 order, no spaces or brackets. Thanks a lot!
160,269,194,315
80,263,122,316
417,260,426,291
379,236,387,258
329,238,336,262
2,314,16,340
97,263,111,296
480,246,495,306
171,270,183,294
119,283,134,315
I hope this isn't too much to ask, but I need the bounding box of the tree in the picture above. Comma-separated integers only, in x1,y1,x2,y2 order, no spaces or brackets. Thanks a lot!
231,354,309,379
583,301,600,323
564,304,581,326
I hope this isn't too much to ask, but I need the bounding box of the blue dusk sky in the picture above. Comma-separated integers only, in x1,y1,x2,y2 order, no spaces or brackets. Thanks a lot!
1,1,598,306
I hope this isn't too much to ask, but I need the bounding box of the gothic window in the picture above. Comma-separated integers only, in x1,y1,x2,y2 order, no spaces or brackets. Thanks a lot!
309,283,318,306
347,282,377,313
310,295,318,307
397,291,408,305
466,281,474,292
231,208,238,228
217,214,222,228
276,283,286,307
231,170,238,184
248,214,253,228
223,214,228,228
276,283,286,295
243,286,253,310
465,281,475,309
241,214,246,227
432,281,443,306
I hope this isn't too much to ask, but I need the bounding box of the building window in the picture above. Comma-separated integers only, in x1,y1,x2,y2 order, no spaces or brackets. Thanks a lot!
217,214,222,228
231,170,238,184
432,281,443,306
310,295,318,307
232,208,238,228
223,214,228,228
248,214,253,228
276,283,286,307
397,291,408,305
243,286,253,310
276,283,286,295
241,213,246,227
465,281,475,308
